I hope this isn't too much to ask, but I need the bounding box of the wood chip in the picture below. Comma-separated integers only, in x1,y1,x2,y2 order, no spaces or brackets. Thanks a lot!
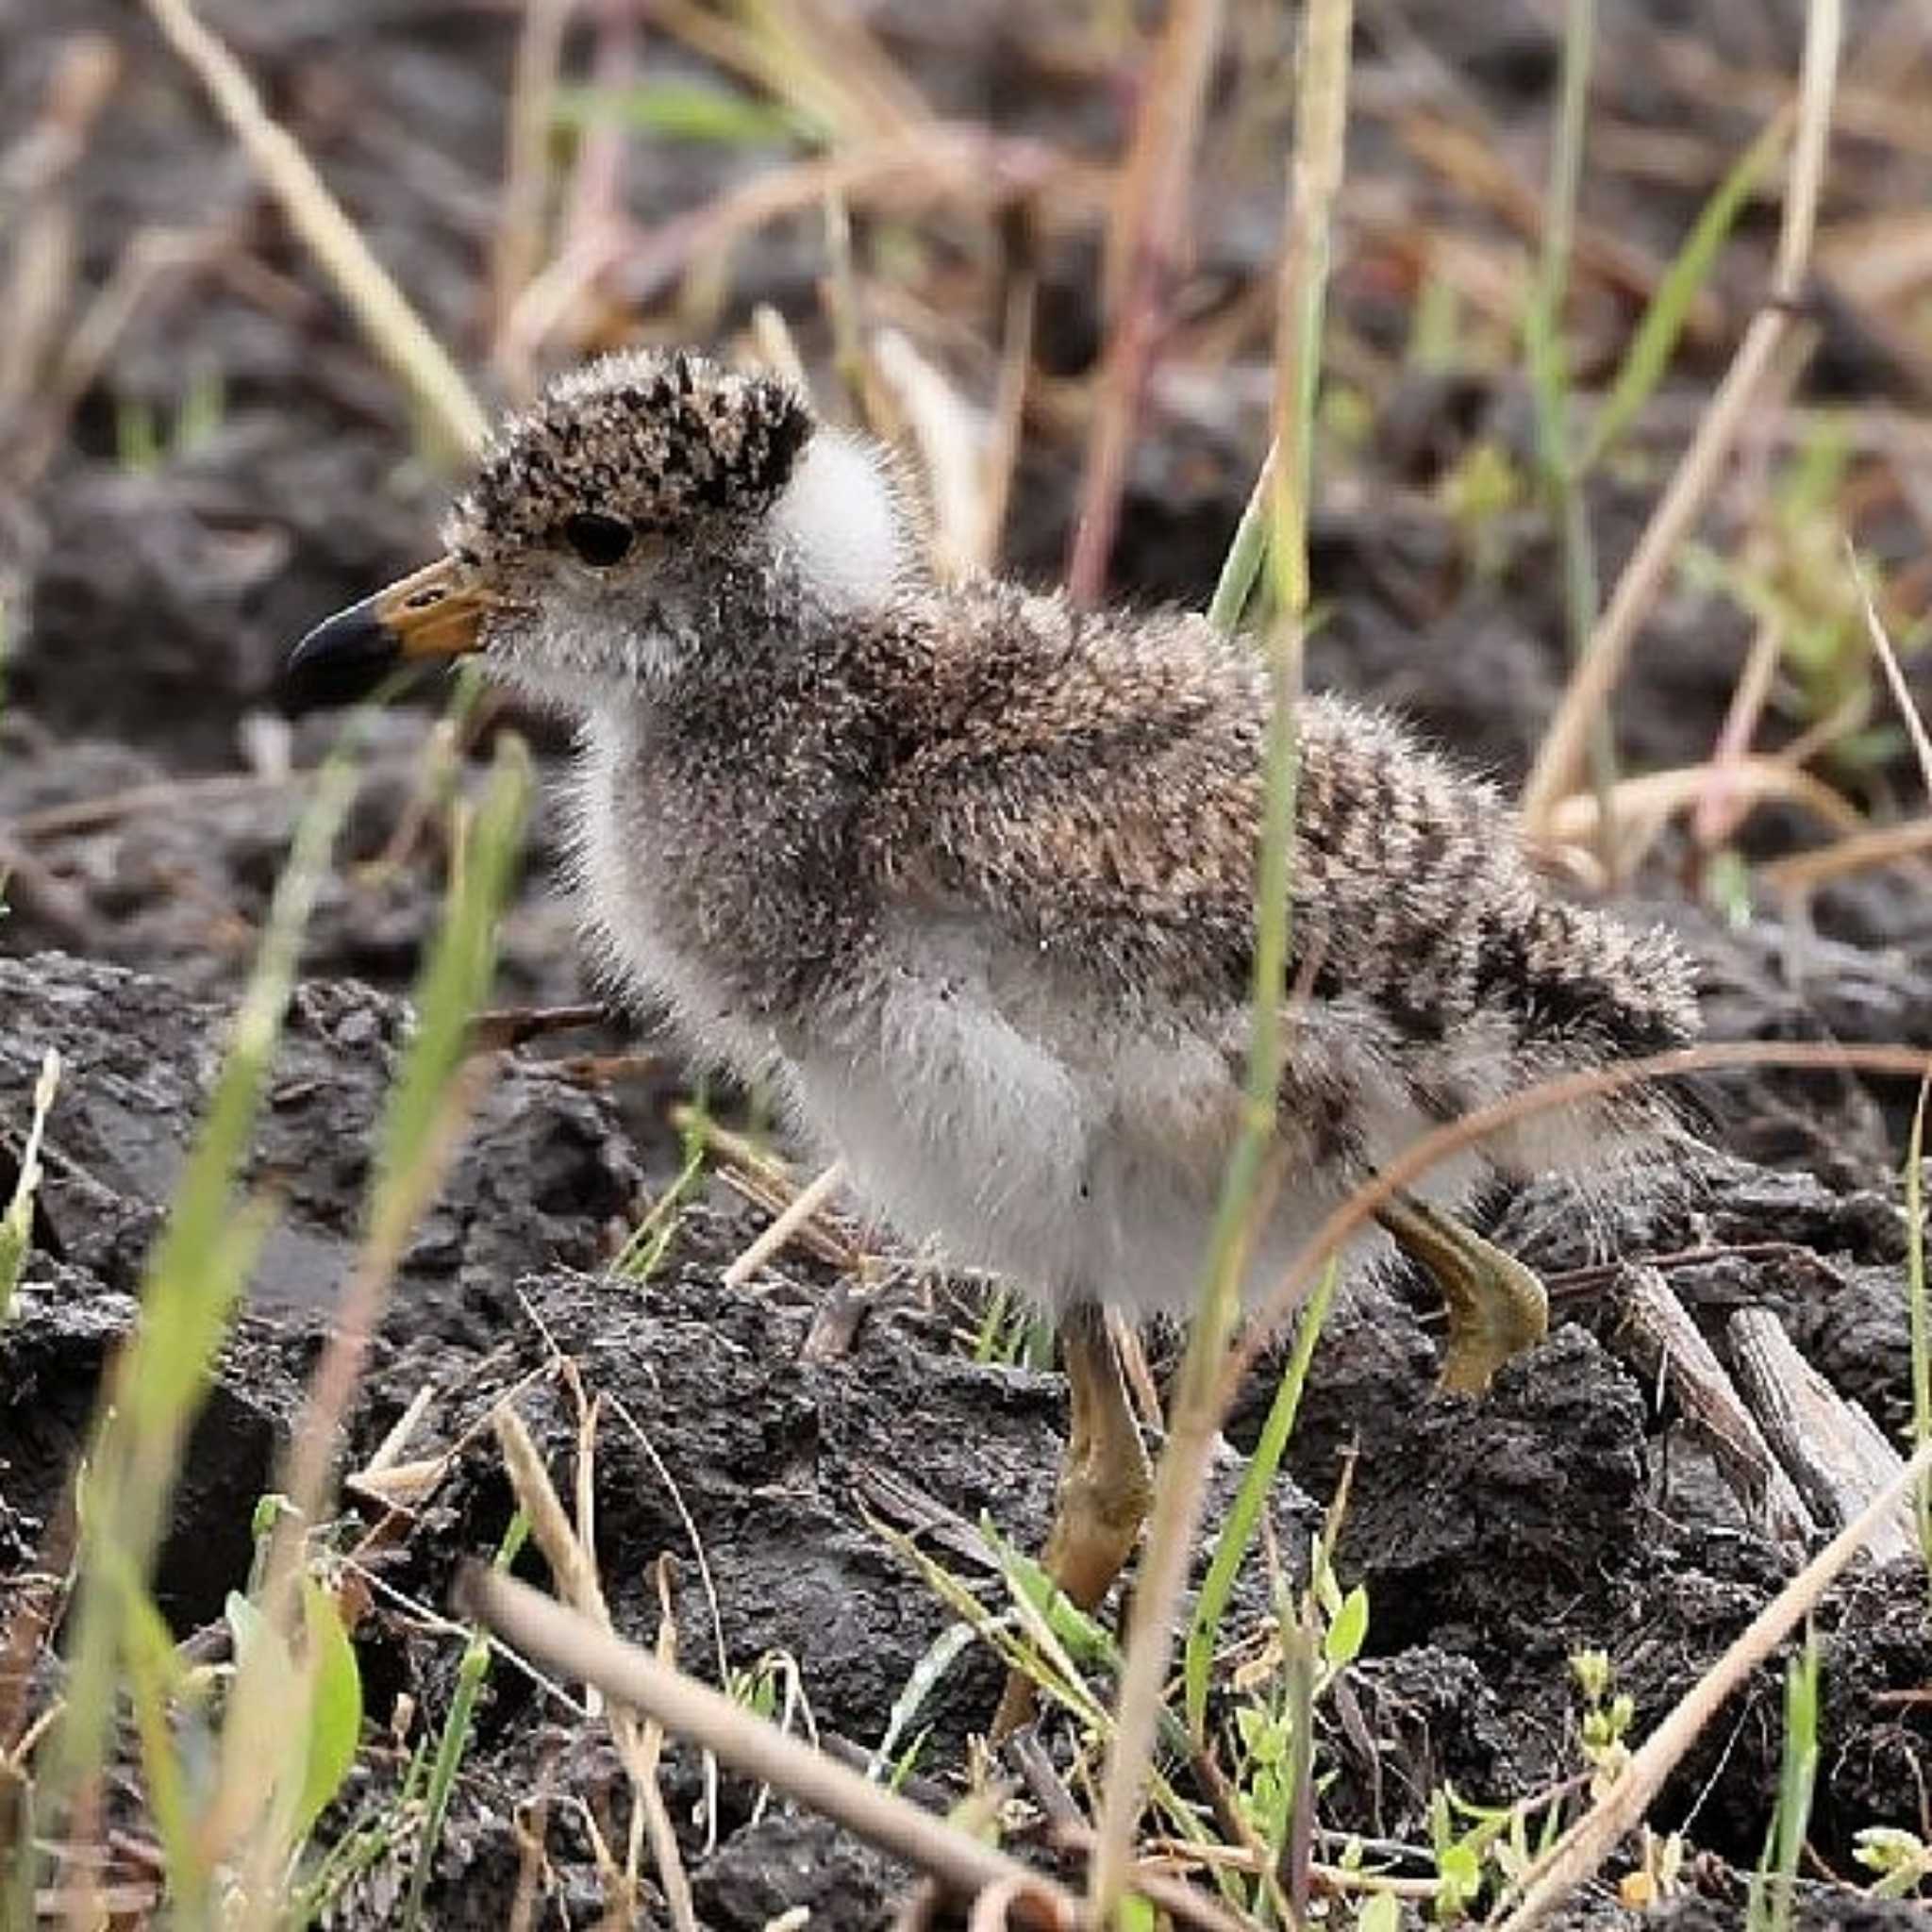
1610,1266,1816,1551
1726,1306,1917,1566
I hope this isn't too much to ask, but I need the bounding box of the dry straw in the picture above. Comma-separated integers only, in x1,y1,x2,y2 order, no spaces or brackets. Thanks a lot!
1519,0,1844,832
458,1566,1083,1930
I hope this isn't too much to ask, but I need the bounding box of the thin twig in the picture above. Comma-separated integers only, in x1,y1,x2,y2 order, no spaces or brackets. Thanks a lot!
495,1407,698,1930
490,0,575,365
455,1568,1083,1929
975,206,1040,573
1757,816,1932,891
1223,1038,1932,1400
1690,619,1783,853
723,1159,848,1289
2,773,303,844
1848,542,1932,797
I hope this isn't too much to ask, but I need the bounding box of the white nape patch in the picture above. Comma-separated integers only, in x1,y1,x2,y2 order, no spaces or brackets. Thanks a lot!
770,429,905,611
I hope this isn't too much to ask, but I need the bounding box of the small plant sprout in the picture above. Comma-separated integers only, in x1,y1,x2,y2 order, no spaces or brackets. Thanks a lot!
401,1509,530,1932
1617,1824,1689,1911
1853,1825,1932,1901
1748,1624,1822,1932
731,1648,817,1826
1571,1645,1636,1791
0,1046,59,1322
1184,1257,1341,1740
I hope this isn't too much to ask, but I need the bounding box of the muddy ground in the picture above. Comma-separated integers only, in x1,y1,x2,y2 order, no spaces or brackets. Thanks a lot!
3,0,1931,1924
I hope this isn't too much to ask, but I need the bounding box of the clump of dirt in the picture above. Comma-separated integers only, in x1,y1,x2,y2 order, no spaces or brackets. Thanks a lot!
0,954,647,1326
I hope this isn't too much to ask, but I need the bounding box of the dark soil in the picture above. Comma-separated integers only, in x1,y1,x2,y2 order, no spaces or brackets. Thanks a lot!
3,956,1927,1925
3,0,1930,1925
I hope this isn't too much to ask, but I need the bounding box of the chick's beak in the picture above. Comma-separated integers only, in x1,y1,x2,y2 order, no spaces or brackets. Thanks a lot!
283,556,495,709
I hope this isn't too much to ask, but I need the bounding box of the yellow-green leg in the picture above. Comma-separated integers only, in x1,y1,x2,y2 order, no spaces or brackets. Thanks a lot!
992,1299,1153,1738
1375,1190,1549,1393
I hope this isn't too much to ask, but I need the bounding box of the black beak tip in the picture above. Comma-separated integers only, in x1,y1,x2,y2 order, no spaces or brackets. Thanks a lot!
281,600,401,712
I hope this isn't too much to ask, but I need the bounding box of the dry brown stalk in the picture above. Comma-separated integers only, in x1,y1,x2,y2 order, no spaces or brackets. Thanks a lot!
1064,0,1226,604
0,33,119,417
1758,815,1932,891
1519,0,1845,832
976,210,1040,573
722,1158,849,1289
1543,757,1866,851
456,1567,1084,1930
140,0,486,456
496,1406,698,1929
872,329,990,579
1851,543,1932,795
1224,1037,1932,1401
1048,1820,1272,1932
1,773,302,845
607,129,1081,314
490,0,575,368
1690,620,1785,852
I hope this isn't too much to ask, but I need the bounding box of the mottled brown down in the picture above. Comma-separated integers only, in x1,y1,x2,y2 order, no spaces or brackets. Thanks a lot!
430,349,1700,1260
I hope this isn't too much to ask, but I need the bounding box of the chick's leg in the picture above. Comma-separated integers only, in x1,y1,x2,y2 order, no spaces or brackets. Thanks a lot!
1375,1190,1548,1394
991,1299,1153,1737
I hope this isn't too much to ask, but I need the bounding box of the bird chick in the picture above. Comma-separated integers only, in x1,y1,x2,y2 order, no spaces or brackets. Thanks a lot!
290,348,1700,1710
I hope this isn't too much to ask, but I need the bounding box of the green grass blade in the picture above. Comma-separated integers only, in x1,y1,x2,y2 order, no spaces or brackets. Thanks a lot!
369,735,532,1241
43,737,364,1846
292,1574,364,1847
1183,1258,1339,1740
1582,113,1789,475
402,1511,527,1932
1750,1627,1821,1932
1524,0,1617,838
0,1047,59,1324
1208,454,1274,635
1907,1079,1930,1583
121,1567,209,1916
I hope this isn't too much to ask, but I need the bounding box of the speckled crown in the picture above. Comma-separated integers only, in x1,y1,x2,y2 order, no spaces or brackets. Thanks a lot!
446,349,815,559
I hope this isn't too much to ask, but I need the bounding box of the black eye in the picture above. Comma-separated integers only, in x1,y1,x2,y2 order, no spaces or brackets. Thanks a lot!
561,513,634,567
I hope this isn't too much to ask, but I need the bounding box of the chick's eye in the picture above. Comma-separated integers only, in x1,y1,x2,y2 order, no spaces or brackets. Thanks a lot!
561,513,634,567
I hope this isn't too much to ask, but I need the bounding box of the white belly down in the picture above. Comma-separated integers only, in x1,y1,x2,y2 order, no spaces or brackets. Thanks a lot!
780,922,1371,1317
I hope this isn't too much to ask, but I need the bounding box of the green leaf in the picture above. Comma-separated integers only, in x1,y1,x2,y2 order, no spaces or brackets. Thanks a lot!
1324,1583,1370,1669
1114,1890,1158,1932
869,1618,978,1782
294,1574,363,1844
553,79,814,147
225,1588,270,1662
1356,1892,1403,1932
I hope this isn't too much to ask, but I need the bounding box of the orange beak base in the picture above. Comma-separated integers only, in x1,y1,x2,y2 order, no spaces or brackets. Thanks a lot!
283,556,491,709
